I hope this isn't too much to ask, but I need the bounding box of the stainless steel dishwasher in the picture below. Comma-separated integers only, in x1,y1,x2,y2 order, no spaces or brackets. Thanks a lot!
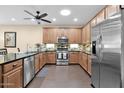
24,56,35,87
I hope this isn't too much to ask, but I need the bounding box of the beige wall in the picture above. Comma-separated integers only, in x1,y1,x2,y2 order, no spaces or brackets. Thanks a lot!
0,25,43,53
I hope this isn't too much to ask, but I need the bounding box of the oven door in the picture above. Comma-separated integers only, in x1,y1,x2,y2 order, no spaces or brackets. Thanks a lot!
57,52,63,60
63,52,68,60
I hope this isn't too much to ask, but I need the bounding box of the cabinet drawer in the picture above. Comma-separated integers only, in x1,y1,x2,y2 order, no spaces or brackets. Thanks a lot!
3,60,22,74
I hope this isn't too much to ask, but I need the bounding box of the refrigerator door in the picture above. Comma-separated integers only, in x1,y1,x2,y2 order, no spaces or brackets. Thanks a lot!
91,25,101,88
100,17,121,88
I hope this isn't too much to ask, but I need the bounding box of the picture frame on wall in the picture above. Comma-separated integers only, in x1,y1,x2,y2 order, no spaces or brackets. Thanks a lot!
4,32,16,48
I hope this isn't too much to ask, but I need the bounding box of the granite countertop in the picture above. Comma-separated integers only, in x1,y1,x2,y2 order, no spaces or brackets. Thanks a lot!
0,52,40,65
0,49,91,65
69,50,81,52
82,50,91,55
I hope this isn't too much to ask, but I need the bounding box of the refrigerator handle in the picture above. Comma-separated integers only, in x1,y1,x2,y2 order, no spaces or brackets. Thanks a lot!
99,35,103,60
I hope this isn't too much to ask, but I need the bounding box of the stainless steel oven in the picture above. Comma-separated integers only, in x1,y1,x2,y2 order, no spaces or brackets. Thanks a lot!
56,50,69,65
56,36,69,65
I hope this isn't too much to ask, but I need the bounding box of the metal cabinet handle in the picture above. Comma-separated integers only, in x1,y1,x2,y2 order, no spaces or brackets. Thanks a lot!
13,64,17,67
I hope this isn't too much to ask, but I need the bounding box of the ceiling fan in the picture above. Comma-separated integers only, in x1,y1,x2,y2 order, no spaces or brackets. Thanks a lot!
24,10,52,24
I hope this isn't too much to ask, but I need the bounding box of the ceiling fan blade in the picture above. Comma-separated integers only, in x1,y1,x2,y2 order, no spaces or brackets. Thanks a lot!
24,18,33,19
24,10,35,17
39,13,48,18
41,19,51,23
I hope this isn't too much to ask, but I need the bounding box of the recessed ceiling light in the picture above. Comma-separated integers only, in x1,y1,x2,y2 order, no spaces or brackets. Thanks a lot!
74,18,78,22
60,9,71,16
52,18,56,21
11,18,16,21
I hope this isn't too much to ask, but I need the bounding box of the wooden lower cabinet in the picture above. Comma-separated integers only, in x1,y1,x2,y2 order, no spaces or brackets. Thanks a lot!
46,52,56,64
79,52,91,75
87,55,91,75
69,52,79,64
82,53,88,71
43,53,46,65
3,66,22,88
39,53,44,69
35,54,40,74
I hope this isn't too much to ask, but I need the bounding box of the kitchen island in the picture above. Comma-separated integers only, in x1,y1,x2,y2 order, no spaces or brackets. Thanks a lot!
0,51,46,88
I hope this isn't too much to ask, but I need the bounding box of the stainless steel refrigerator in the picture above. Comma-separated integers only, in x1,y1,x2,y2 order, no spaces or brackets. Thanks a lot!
91,7,124,88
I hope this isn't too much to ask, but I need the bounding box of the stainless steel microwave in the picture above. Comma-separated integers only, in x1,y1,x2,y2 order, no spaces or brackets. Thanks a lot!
58,36,68,44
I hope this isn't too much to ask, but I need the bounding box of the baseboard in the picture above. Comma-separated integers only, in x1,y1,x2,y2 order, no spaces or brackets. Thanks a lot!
79,64,91,77
46,63,56,65
69,63,79,65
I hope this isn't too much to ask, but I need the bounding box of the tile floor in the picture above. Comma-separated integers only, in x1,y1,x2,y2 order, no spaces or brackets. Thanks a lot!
27,65,92,88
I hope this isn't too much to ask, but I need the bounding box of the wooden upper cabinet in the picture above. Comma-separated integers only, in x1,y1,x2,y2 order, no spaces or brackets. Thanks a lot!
69,52,79,64
63,29,70,38
91,17,97,27
96,10,105,24
86,24,91,43
43,29,49,43
106,5,120,18
46,52,56,64
82,23,91,44
43,28,57,43
82,28,86,44
43,28,81,43
69,29,81,43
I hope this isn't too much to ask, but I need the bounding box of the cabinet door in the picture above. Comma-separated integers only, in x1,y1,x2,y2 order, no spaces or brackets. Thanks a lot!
106,5,120,18
3,66,22,88
43,29,57,43
79,52,82,65
35,55,40,74
82,28,85,44
96,10,105,24
46,52,56,64
82,24,91,44
63,29,70,38
43,29,49,43
91,17,97,27
43,53,46,65
87,55,91,75
39,53,44,69
49,29,57,43
53,29,58,43
69,29,81,43
69,52,79,64
56,29,64,38
82,53,88,71
76,29,82,43
86,24,91,43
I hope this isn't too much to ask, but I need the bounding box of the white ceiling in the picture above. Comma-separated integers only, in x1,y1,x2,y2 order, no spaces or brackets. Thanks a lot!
0,5,105,28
